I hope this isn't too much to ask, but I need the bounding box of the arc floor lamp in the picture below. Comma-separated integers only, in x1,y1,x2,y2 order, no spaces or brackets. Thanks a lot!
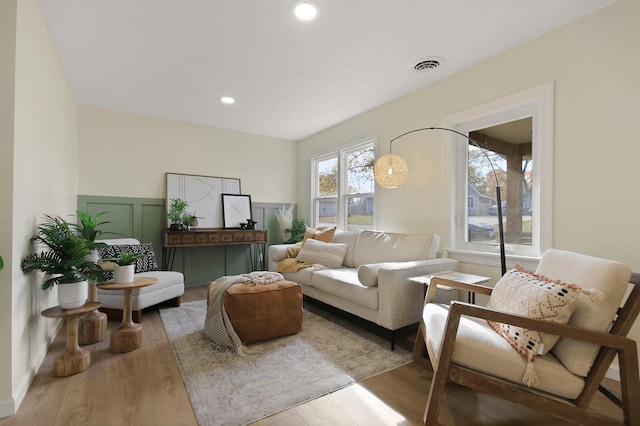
373,127,507,276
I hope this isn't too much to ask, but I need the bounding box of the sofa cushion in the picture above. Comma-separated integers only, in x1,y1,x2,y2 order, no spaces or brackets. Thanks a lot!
296,239,348,268
333,230,361,268
352,231,438,266
536,249,630,377
312,268,379,310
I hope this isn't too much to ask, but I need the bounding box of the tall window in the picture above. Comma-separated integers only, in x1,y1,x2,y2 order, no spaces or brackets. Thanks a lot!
449,83,554,261
313,138,376,230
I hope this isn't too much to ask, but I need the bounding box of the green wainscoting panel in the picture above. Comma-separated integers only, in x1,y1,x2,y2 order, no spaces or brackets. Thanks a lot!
78,195,293,287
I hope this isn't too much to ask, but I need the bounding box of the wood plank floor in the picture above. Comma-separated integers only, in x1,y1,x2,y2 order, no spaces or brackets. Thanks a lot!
0,285,623,426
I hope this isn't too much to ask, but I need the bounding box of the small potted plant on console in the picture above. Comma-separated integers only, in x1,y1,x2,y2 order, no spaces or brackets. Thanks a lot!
167,198,188,231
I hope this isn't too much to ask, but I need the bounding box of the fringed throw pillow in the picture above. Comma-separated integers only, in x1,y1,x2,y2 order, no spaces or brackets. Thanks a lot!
487,266,603,387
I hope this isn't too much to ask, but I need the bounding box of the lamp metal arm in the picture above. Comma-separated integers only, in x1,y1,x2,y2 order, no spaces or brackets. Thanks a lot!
387,126,507,275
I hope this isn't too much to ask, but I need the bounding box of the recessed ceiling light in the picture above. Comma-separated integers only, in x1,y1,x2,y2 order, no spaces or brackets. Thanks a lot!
291,1,319,21
220,96,235,104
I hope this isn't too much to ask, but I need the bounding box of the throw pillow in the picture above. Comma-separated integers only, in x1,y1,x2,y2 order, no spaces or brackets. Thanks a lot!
302,226,336,243
357,263,386,287
486,266,587,386
101,243,159,279
296,239,347,269
286,242,303,258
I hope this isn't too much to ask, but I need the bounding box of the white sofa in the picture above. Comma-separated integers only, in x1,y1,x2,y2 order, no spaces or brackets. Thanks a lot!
97,238,185,322
268,230,458,348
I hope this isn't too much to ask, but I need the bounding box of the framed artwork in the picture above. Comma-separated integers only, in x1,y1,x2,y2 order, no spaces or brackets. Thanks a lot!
166,173,241,229
222,194,252,229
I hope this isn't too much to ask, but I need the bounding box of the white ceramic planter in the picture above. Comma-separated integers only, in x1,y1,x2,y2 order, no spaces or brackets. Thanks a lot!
58,281,88,309
113,264,135,283
86,248,100,264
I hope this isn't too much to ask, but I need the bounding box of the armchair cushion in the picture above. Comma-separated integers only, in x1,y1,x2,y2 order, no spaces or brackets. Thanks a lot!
423,302,585,399
536,249,630,376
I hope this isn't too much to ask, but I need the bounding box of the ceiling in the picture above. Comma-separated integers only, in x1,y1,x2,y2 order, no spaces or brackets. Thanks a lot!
37,0,613,141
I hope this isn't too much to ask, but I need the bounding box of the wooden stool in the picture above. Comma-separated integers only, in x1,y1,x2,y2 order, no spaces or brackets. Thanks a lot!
98,277,157,353
41,302,101,377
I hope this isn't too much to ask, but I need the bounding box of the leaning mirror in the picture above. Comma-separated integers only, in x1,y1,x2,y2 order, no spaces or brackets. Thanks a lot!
166,173,241,229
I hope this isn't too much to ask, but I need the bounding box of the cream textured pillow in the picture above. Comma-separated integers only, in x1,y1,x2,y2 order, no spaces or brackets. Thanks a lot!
486,266,594,386
296,239,347,269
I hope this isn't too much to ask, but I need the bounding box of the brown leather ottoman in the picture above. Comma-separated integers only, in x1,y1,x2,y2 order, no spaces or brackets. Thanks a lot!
209,280,303,344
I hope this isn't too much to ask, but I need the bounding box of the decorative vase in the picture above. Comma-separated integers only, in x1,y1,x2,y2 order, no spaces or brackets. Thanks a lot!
58,281,88,309
169,223,183,231
113,264,135,283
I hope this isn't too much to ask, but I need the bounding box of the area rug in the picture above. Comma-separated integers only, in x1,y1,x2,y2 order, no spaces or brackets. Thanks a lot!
160,300,411,425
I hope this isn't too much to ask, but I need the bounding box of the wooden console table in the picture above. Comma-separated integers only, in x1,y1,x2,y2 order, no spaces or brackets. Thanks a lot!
162,229,267,271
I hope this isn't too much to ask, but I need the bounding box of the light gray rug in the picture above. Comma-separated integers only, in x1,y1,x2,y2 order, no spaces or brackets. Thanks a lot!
160,300,411,426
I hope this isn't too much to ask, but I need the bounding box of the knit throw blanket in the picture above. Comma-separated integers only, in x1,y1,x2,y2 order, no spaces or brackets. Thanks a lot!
203,272,284,355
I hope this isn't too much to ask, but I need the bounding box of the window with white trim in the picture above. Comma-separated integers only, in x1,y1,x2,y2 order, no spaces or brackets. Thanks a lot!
312,138,376,230
448,83,554,261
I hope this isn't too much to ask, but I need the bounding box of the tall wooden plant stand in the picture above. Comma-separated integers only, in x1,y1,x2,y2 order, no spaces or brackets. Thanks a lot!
78,283,108,345
41,302,101,377
98,277,157,353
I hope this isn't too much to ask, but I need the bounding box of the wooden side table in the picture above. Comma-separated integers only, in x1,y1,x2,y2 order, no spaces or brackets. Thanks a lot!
409,271,490,304
97,277,157,353
78,283,108,345
41,302,101,377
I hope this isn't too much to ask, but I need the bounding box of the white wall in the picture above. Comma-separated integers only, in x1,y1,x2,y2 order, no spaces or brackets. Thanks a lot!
1,0,80,416
298,0,640,346
78,106,298,203
0,0,17,417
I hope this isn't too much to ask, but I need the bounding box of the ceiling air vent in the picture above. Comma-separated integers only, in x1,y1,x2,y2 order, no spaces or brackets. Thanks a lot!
412,57,444,73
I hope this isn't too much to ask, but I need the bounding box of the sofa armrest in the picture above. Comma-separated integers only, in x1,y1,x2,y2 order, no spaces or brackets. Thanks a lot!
375,258,459,330
268,244,291,272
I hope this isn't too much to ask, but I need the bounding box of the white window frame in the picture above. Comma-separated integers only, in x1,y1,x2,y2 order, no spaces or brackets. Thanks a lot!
311,136,377,230
445,83,554,268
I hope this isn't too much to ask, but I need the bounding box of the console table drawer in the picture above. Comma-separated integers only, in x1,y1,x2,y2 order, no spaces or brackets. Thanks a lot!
164,230,267,247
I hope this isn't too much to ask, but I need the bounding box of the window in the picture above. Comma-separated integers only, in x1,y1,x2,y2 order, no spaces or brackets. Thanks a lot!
447,83,554,262
312,138,376,230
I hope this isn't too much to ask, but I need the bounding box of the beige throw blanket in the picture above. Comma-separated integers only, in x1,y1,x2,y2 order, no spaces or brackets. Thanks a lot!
204,272,285,355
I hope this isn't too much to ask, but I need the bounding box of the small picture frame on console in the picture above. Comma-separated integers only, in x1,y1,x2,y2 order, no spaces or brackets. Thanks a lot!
222,194,252,229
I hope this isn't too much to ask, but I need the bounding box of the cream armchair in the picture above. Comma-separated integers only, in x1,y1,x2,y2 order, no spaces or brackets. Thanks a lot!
413,249,640,425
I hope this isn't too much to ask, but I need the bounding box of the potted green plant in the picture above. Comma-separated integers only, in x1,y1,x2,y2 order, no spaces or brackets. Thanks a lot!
285,218,306,243
21,215,105,309
69,210,113,262
167,198,188,231
102,251,144,283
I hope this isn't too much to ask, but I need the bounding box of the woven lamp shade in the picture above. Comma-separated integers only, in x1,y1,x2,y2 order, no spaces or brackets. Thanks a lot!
374,154,408,188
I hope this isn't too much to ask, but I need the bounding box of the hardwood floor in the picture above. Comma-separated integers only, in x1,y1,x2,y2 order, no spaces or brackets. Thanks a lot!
0,285,624,426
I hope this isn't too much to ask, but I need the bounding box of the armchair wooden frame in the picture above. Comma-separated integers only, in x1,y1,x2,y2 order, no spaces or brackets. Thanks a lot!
412,273,640,426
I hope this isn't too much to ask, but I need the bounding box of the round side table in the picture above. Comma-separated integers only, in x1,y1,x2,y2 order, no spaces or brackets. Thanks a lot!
78,283,108,345
41,302,101,377
97,277,157,353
